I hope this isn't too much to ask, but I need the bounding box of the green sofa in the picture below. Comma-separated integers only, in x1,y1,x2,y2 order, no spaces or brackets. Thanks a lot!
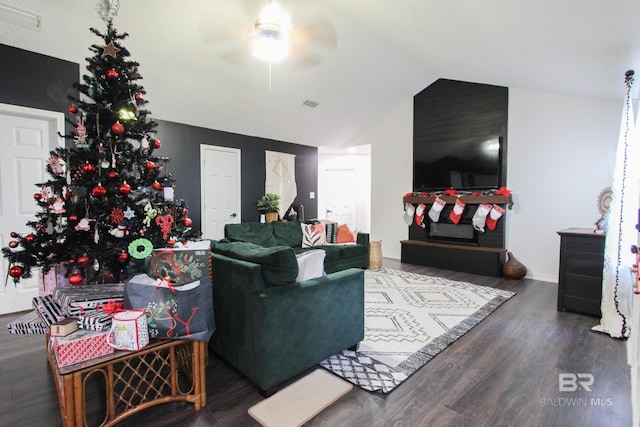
223,221,370,272
209,240,365,393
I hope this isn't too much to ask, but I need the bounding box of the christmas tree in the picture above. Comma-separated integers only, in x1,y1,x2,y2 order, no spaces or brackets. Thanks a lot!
2,2,198,285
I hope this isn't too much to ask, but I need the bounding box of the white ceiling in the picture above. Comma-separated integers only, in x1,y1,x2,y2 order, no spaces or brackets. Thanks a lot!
1,0,639,148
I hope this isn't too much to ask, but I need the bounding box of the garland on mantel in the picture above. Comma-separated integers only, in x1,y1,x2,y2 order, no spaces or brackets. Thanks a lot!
403,186,514,209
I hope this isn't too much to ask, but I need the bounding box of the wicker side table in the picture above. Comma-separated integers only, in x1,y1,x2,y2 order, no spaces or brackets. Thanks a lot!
48,339,206,427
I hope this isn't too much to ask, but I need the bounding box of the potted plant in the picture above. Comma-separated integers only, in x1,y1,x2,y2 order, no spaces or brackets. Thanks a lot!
257,193,280,223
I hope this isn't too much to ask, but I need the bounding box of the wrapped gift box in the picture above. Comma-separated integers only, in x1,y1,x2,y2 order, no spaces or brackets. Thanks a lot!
32,295,66,326
50,329,113,367
38,264,89,296
50,317,79,337
146,241,212,284
7,310,49,335
53,284,124,316
77,311,112,332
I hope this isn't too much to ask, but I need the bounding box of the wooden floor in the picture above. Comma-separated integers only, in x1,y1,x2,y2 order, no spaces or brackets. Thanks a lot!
0,258,633,427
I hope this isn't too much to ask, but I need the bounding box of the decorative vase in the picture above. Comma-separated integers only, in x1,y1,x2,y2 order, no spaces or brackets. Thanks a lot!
265,212,278,223
502,251,526,280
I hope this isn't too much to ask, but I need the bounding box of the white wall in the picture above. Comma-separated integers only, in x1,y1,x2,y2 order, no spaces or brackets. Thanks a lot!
507,88,620,282
352,88,621,283
350,99,413,258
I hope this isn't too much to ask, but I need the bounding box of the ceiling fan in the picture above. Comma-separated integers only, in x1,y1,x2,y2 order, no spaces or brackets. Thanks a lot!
197,0,338,71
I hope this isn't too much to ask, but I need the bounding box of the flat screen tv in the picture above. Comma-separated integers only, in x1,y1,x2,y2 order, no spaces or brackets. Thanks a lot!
413,79,508,192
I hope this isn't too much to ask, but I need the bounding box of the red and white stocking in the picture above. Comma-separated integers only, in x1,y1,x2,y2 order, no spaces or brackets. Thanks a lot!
449,198,466,224
472,203,492,232
485,204,505,231
403,203,415,226
428,197,446,222
415,203,427,228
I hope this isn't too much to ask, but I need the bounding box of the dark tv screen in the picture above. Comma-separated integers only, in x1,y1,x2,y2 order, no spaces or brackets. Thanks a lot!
413,79,507,192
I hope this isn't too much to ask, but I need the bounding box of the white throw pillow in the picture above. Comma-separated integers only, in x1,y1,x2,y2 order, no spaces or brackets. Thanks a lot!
295,249,326,281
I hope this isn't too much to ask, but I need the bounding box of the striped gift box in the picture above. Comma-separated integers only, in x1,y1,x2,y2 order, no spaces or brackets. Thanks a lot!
7,310,49,335
77,311,112,332
53,284,124,316
32,295,66,326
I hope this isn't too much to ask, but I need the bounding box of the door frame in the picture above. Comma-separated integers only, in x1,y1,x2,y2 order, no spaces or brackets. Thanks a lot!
199,144,241,239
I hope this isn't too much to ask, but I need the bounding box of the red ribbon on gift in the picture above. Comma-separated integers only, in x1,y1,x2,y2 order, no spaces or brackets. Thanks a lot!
101,300,124,314
156,277,177,293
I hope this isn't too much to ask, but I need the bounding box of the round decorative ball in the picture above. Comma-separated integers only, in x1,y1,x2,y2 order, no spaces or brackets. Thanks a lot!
68,272,84,285
119,182,131,195
8,240,18,248
9,265,24,278
33,193,42,201
69,215,78,222
167,238,176,246
153,139,162,149
108,171,119,179
183,217,192,227
91,184,107,197
152,181,162,191
135,93,143,101
111,122,125,135
118,252,129,262
106,69,119,79
81,162,96,173
77,255,90,264
145,161,156,170
68,105,78,114
10,231,19,238
24,234,35,244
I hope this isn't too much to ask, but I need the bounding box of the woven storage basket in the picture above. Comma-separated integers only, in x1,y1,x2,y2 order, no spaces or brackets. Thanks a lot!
369,240,382,269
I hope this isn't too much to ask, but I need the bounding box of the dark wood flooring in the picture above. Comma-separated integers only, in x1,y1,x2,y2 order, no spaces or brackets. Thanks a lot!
0,259,633,427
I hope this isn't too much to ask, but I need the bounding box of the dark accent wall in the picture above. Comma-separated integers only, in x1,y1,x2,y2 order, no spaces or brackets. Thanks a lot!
0,44,79,133
155,119,318,228
0,44,318,234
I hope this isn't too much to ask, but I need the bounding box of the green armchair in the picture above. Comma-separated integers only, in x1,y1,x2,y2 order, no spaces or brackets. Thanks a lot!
208,242,365,394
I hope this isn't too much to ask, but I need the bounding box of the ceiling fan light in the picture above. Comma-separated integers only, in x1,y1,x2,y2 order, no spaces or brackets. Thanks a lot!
250,2,292,62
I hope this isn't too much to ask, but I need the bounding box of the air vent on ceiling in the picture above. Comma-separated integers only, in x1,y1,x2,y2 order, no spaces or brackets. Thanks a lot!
0,3,42,30
303,99,319,108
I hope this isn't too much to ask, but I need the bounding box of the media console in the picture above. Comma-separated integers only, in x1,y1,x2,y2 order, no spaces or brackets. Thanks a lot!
401,194,509,277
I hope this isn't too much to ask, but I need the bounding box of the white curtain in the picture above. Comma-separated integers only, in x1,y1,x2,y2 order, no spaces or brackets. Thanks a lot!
265,151,297,217
593,73,639,339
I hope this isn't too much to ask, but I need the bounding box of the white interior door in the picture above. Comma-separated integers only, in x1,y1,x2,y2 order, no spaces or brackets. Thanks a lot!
200,145,241,240
0,103,64,314
323,169,357,229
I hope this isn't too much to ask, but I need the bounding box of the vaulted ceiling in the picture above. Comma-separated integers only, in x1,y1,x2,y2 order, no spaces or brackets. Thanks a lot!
1,0,639,147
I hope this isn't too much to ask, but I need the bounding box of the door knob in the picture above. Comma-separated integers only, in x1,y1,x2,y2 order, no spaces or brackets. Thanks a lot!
230,213,237,218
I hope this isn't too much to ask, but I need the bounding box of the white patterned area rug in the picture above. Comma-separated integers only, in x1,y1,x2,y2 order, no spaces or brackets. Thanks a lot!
320,268,515,393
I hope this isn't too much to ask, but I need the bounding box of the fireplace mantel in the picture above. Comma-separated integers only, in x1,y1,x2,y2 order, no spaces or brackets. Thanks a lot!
403,194,510,205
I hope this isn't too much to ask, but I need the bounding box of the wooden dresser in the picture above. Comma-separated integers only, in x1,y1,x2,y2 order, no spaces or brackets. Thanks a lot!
556,228,605,317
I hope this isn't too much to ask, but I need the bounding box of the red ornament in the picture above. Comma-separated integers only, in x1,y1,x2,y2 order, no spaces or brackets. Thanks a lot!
106,69,119,79
153,139,162,149
77,255,90,264
183,217,193,227
135,93,143,101
34,193,42,201
152,181,162,191
8,240,18,248
91,184,107,197
81,162,96,173
69,215,78,222
24,234,35,244
10,231,19,238
145,161,156,170
9,265,24,278
68,272,84,285
119,181,131,195
108,170,119,179
68,105,78,114
118,252,129,262
111,122,125,135
167,238,176,246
